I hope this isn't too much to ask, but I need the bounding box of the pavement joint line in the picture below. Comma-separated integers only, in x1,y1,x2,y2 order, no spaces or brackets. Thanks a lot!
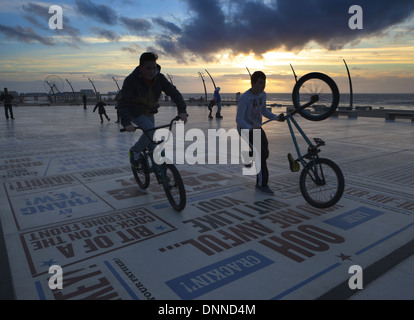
316,237,414,300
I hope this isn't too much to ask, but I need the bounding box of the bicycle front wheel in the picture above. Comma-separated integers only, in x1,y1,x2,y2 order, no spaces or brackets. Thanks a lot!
162,164,186,211
132,159,150,189
292,72,340,121
299,158,344,208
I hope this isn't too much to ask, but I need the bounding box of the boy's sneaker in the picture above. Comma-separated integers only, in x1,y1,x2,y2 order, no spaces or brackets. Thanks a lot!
288,153,300,172
255,184,275,195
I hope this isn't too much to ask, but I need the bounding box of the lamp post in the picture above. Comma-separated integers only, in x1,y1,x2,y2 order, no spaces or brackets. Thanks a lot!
198,72,207,102
343,59,353,110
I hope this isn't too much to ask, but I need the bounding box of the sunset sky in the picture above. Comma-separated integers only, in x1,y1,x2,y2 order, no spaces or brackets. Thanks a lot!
0,0,414,95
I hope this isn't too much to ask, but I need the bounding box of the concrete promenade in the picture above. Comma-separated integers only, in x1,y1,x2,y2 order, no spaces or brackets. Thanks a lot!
1,104,413,300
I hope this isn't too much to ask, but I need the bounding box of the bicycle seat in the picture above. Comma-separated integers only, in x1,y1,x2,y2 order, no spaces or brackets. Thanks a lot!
314,138,325,147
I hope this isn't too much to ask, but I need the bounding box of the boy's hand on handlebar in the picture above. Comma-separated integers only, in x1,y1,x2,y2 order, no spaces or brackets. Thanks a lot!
277,113,285,122
178,113,188,124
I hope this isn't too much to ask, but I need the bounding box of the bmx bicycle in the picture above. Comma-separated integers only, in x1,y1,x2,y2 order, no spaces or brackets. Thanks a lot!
263,72,344,208
120,116,186,211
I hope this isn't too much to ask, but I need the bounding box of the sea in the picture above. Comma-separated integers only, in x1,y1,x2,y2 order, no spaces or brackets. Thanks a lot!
181,93,414,111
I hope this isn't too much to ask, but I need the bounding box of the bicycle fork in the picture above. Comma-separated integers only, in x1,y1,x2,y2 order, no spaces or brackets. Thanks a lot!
307,157,327,186
146,150,169,186
286,116,327,186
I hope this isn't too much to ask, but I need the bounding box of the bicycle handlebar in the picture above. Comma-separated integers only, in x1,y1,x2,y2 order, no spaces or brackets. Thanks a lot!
260,95,319,127
289,95,319,116
120,115,186,145
119,115,186,133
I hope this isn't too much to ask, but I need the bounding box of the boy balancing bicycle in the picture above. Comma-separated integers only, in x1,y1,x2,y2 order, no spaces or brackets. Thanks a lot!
236,71,284,195
117,52,188,171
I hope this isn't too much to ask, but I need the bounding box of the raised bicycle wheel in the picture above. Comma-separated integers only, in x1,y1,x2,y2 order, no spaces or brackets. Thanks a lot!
162,164,186,211
131,157,150,189
292,72,340,121
299,158,344,208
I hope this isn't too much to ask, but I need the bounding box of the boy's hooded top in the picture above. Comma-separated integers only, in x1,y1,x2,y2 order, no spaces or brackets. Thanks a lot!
117,65,187,127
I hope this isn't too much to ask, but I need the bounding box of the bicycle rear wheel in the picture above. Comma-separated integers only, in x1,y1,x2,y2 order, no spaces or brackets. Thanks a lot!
292,72,340,121
299,158,344,208
131,158,150,189
162,164,186,211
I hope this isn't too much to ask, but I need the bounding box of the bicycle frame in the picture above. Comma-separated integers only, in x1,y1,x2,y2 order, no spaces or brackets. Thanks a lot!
261,73,343,208
140,149,169,186
121,116,187,211
262,96,320,166
284,113,315,166
121,116,182,184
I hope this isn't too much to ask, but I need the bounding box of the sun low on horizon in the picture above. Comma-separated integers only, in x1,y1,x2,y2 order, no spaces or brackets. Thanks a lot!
0,1,413,95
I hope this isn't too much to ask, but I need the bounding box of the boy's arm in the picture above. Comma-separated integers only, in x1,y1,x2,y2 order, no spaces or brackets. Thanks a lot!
161,75,186,115
236,96,252,130
261,93,279,120
262,107,278,120
117,76,135,127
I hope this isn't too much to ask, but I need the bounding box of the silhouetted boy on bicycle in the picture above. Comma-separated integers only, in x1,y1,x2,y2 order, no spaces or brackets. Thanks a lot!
117,52,187,167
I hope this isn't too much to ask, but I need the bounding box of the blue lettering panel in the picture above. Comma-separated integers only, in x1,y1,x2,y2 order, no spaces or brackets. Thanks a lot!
166,250,274,299
324,206,385,230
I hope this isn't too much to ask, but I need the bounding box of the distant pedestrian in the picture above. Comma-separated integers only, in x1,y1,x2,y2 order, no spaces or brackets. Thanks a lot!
214,87,223,119
82,94,87,109
114,91,121,123
207,99,215,119
93,98,110,123
0,88,15,120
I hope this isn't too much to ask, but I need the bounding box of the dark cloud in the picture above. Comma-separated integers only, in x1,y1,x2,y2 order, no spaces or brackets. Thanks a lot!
21,2,83,46
152,18,182,34
22,15,47,30
6,0,414,61
155,0,414,61
120,17,152,34
121,43,143,54
39,71,93,75
22,2,52,20
90,27,120,41
75,0,118,25
0,24,55,45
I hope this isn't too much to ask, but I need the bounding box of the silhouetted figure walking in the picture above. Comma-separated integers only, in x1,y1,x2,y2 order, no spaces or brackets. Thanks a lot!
82,94,87,109
207,99,215,119
114,91,121,123
1,88,15,120
214,87,223,119
93,98,110,123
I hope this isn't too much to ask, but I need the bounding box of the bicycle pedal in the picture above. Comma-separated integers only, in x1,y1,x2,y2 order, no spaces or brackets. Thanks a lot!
288,153,300,172
155,174,171,185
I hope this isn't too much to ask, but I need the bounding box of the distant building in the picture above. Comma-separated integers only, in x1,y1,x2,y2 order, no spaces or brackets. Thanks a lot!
21,92,50,104
17,89,120,105
80,89,96,98
8,90,18,97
